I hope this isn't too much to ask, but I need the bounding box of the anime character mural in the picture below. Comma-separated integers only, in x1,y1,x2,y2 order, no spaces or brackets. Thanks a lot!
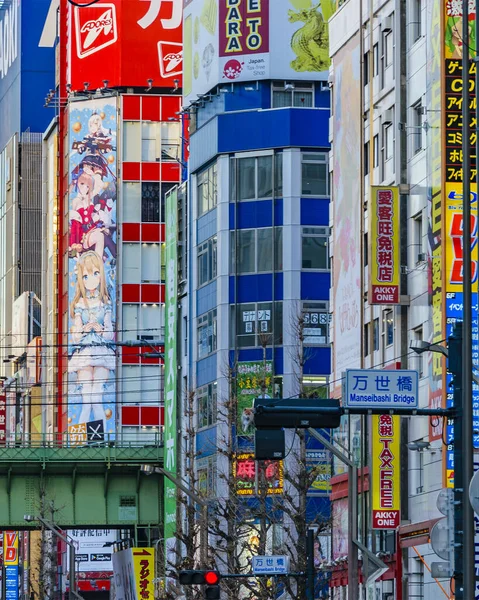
67,98,117,442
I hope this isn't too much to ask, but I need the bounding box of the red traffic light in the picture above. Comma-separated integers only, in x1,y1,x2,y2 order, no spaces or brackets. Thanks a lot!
204,571,220,585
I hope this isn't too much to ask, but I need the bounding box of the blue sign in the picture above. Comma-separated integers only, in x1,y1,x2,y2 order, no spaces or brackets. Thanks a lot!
252,555,290,575
5,565,19,600
345,369,419,409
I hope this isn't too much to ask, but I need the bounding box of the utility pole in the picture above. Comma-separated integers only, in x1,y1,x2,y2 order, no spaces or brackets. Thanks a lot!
462,0,476,596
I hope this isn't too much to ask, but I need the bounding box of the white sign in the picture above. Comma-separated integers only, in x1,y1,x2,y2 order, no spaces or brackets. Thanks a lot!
252,555,289,575
345,369,418,409
68,529,117,572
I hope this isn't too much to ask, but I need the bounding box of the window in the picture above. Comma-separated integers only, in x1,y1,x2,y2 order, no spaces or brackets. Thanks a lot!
122,243,162,284
363,52,370,85
274,153,283,197
161,122,180,161
373,43,379,76
234,155,274,201
383,124,394,162
197,382,217,428
413,212,424,263
197,309,217,359
142,244,161,282
197,162,217,216
364,233,368,267
123,122,141,162
122,244,141,283
373,134,379,167
141,182,175,222
272,81,314,108
364,323,370,356
411,0,422,42
122,303,164,342
123,182,141,221
197,236,217,287
364,141,370,176
122,365,164,405
197,455,217,498
302,153,328,196
142,122,159,162
383,310,394,347
231,228,283,273
385,31,394,67
302,301,330,345
373,318,380,352
233,302,283,347
411,101,423,154
302,227,329,270
141,121,180,162
413,327,424,377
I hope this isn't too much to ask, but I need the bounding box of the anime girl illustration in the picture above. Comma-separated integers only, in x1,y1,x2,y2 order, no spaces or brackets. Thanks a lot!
68,251,115,430
72,112,116,156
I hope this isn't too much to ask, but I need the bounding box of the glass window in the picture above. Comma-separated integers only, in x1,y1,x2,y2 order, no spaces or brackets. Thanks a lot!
234,301,279,348
257,228,273,272
302,301,330,345
122,244,141,283
123,182,141,221
142,182,160,222
384,124,394,161
384,310,394,347
197,383,217,428
122,305,139,342
412,0,422,42
140,304,164,340
231,228,282,273
275,228,283,270
197,162,217,216
373,134,379,167
411,101,423,154
141,122,160,162
274,153,283,197
373,318,380,351
258,156,273,198
197,236,217,287
141,244,161,283
161,122,180,161
123,122,141,162
238,157,256,200
385,31,394,67
364,323,370,356
302,227,329,270
272,82,314,108
197,309,217,359
237,229,255,273
141,364,162,403
301,153,328,196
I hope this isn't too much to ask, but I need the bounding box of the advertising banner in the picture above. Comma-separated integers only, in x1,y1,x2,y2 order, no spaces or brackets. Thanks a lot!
237,360,272,436
0,392,6,446
132,547,155,599
331,32,362,397
371,415,400,529
183,0,336,106
111,548,136,600
369,186,400,304
4,531,19,600
233,452,283,496
164,187,178,573
306,449,331,494
67,0,182,91
67,97,117,442
68,529,116,572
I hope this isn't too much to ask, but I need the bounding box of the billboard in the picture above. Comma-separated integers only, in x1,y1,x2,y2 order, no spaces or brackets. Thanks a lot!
371,415,400,529
4,531,19,600
68,529,117,573
164,186,178,574
67,97,117,441
183,0,336,105
331,32,361,397
369,186,401,304
112,547,155,600
237,360,273,436
67,0,182,91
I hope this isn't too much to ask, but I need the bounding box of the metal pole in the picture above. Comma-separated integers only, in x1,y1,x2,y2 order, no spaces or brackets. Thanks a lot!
69,543,75,600
462,0,475,596
306,528,315,600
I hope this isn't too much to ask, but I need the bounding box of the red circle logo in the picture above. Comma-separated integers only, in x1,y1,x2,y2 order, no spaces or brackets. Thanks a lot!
223,59,243,79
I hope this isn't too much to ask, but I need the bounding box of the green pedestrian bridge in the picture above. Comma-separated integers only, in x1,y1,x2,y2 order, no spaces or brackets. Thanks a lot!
0,433,164,529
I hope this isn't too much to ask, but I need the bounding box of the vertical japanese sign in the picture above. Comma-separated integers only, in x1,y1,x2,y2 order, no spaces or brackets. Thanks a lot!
67,98,117,443
233,452,284,495
132,548,155,599
371,415,400,529
4,531,19,600
164,186,178,572
369,186,400,304
237,360,272,436
443,1,479,489
0,392,6,445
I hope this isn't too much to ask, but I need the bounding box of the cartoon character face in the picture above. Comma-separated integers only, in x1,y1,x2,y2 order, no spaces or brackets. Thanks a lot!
89,114,103,134
82,267,101,291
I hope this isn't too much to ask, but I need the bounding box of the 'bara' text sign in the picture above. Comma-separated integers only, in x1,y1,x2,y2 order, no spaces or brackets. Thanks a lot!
345,369,418,409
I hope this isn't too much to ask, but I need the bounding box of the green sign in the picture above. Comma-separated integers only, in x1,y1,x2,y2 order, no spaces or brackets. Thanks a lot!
237,361,273,435
164,187,178,560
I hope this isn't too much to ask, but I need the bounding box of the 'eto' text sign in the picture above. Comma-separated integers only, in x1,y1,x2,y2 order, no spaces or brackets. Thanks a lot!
345,369,418,409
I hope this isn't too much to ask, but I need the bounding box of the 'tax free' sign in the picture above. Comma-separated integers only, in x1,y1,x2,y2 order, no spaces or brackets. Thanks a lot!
3,531,18,565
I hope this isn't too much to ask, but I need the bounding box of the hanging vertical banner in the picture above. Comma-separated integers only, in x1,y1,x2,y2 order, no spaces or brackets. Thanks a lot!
4,531,19,600
164,186,178,576
0,392,6,446
369,186,400,304
371,415,400,529
132,548,155,600
67,97,118,443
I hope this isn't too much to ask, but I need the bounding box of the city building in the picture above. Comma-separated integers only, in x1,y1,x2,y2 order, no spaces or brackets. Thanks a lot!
329,0,448,597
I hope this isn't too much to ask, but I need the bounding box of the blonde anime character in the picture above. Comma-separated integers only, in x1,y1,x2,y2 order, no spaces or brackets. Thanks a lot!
69,251,115,428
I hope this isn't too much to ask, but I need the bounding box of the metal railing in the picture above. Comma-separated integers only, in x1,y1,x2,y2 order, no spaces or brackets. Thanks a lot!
1,430,164,448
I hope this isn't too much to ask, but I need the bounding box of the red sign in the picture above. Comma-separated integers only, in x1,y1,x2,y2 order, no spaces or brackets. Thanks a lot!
67,0,182,91
219,0,269,58
372,415,400,530
0,393,6,446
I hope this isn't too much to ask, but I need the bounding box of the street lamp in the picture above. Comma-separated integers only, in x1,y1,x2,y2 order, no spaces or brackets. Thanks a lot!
140,465,209,568
23,515,84,600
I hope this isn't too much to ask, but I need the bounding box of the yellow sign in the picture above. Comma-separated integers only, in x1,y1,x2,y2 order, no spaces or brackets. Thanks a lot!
3,531,19,566
371,415,401,529
132,547,155,600
369,186,400,304
444,182,478,292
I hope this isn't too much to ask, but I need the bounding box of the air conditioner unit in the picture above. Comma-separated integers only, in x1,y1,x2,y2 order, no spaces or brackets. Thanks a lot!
383,16,393,32
383,108,394,124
